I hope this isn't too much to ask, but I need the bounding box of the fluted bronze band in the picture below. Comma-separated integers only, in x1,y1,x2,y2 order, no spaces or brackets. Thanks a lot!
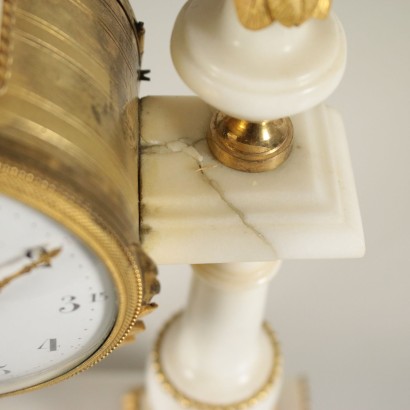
0,0,15,93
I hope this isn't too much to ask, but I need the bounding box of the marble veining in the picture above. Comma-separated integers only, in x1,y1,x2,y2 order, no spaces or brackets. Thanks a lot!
140,96,364,264
141,133,275,257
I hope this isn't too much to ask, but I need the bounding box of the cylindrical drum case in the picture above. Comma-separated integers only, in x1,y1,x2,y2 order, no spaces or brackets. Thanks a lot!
0,0,142,242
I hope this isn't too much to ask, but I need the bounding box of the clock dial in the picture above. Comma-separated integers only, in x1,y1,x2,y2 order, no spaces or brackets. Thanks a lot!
0,194,118,395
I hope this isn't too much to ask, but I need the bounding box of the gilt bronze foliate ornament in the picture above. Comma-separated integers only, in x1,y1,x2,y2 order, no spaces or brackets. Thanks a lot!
234,0,332,30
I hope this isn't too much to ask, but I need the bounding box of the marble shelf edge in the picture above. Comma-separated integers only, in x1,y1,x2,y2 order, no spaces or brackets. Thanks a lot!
0,370,310,410
140,96,365,264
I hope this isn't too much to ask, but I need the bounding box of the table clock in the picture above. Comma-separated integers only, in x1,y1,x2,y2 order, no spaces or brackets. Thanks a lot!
0,0,364,409
0,0,158,398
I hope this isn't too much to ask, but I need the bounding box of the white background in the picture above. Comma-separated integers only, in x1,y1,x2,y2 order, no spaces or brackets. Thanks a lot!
5,1,410,409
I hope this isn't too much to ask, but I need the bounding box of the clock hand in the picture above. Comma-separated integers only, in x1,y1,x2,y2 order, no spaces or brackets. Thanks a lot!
0,247,62,291
0,244,49,270
0,254,26,270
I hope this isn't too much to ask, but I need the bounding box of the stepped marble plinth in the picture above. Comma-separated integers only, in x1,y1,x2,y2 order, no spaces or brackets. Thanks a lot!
140,96,364,264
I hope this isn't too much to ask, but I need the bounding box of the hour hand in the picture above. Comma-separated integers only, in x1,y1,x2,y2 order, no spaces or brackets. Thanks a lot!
25,246,60,267
0,247,62,291
0,246,50,270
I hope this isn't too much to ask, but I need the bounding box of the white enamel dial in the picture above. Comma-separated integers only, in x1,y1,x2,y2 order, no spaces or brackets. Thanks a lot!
0,194,118,395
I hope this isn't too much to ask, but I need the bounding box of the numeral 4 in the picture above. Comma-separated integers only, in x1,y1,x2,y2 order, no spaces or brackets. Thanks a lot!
0,365,11,375
38,338,58,352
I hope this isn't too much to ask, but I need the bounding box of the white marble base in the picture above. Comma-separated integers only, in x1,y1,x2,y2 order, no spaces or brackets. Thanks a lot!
145,263,283,410
0,370,309,410
140,97,364,264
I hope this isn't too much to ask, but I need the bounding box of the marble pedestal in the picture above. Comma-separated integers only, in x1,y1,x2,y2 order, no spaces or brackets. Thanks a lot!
0,370,310,410
138,96,364,410
140,96,364,264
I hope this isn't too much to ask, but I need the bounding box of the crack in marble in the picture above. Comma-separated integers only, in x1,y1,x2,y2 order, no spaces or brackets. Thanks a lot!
197,166,277,257
189,141,277,256
141,136,277,256
141,136,204,152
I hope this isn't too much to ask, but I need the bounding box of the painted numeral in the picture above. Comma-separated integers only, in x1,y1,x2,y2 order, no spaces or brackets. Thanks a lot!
91,292,108,303
0,365,11,375
59,295,80,313
38,338,58,352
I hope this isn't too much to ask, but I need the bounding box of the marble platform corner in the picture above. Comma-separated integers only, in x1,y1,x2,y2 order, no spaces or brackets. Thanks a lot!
1,370,311,410
139,96,365,264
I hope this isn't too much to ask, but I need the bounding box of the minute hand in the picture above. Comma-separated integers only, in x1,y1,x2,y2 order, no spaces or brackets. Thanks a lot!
0,247,62,291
